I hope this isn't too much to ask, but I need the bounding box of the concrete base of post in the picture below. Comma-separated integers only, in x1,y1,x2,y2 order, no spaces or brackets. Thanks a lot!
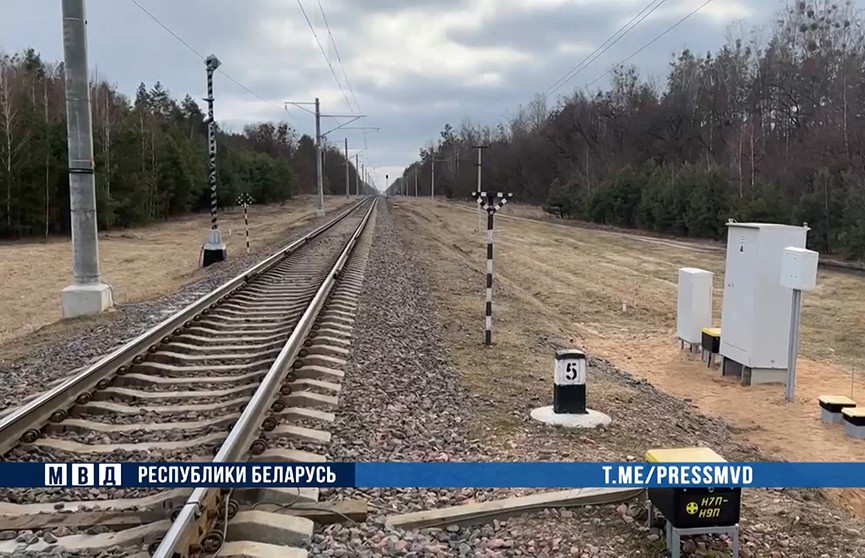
844,421,865,440
61,282,113,319
821,408,844,425
203,230,227,268
315,209,326,218
530,406,611,428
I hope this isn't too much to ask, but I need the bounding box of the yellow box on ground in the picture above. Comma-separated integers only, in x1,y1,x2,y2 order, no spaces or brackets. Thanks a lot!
646,447,726,463
645,446,740,529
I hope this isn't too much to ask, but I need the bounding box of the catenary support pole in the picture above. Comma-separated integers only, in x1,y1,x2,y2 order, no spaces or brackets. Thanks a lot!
355,154,360,196
201,54,227,267
474,145,487,232
315,97,324,215
431,158,435,199
60,0,113,318
344,138,350,199
414,168,418,196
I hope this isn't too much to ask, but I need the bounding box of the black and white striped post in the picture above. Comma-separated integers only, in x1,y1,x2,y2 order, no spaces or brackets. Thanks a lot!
470,191,513,346
530,348,611,428
236,193,254,254
202,54,226,267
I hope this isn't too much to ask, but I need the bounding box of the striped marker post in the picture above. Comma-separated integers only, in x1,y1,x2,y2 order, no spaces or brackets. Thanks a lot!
470,191,514,346
236,193,254,254
202,55,226,267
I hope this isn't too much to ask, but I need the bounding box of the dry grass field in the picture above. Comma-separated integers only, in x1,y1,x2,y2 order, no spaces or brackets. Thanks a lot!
0,195,353,347
395,197,865,518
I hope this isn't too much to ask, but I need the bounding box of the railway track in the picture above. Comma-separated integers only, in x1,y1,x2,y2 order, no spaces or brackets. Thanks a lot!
0,197,377,557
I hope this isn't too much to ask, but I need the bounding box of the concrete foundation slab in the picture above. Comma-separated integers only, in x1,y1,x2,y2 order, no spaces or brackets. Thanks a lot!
315,209,326,217
749,368,788,385
530,406,611,428
61,282,113,319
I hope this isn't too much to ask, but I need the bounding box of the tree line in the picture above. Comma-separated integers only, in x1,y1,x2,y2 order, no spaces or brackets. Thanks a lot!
0,49,370,238
399,0,865,258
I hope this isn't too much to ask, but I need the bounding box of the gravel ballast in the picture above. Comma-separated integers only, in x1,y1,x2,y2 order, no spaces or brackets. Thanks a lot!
311,201,865,558
2,199,864,557
0,203,359,415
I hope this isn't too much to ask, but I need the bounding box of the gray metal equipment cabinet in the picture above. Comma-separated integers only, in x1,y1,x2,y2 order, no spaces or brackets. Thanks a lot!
719,222,809,385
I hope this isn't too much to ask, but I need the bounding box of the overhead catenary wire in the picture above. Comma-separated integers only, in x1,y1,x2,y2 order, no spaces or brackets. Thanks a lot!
316,0,360,111
542,0,670,101
296,0,354,111
584,0,714,90
129,0,304,131
415,1,709,186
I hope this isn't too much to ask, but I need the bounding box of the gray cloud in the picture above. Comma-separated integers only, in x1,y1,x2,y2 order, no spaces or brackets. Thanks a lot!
447,3,637,52
0,0,784,188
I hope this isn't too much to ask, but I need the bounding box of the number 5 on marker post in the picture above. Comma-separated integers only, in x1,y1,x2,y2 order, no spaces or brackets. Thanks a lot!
555,355,586,385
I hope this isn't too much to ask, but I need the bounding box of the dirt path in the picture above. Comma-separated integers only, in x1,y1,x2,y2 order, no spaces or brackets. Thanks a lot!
395,197,865,520
0,196,352,345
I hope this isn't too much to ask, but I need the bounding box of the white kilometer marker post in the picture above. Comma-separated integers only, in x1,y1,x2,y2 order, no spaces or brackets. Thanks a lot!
530,349,611,428
553,349,587,414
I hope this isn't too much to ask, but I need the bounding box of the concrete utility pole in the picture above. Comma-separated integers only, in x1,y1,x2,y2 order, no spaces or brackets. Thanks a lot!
344,138,350,199
355,153,360,196
315,98,324,215
475,145,488,233
414,168,418,196
284,99,366,211
60,0,112,318
321,136,327,174
202,54,226,267
431,157,436,199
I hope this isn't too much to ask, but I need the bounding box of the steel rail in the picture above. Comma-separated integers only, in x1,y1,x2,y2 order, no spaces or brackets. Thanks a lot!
152,197,377,558
0,198,370,456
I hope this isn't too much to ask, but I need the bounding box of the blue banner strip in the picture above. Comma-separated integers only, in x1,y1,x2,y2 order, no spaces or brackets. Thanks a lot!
6,462,865,488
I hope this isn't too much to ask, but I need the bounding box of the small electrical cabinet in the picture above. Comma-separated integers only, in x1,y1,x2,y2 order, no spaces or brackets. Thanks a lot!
677,268,713,346
780,247,819,292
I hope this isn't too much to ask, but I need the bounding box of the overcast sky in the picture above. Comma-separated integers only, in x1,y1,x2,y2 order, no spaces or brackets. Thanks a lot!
0,0,802,190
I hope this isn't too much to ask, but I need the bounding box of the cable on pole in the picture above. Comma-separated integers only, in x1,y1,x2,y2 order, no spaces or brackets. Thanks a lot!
129,0,303,130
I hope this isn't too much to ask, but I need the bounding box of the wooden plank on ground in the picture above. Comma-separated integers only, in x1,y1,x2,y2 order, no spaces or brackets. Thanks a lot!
259,499,367,525
385,488,645,530
0,510,166,531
